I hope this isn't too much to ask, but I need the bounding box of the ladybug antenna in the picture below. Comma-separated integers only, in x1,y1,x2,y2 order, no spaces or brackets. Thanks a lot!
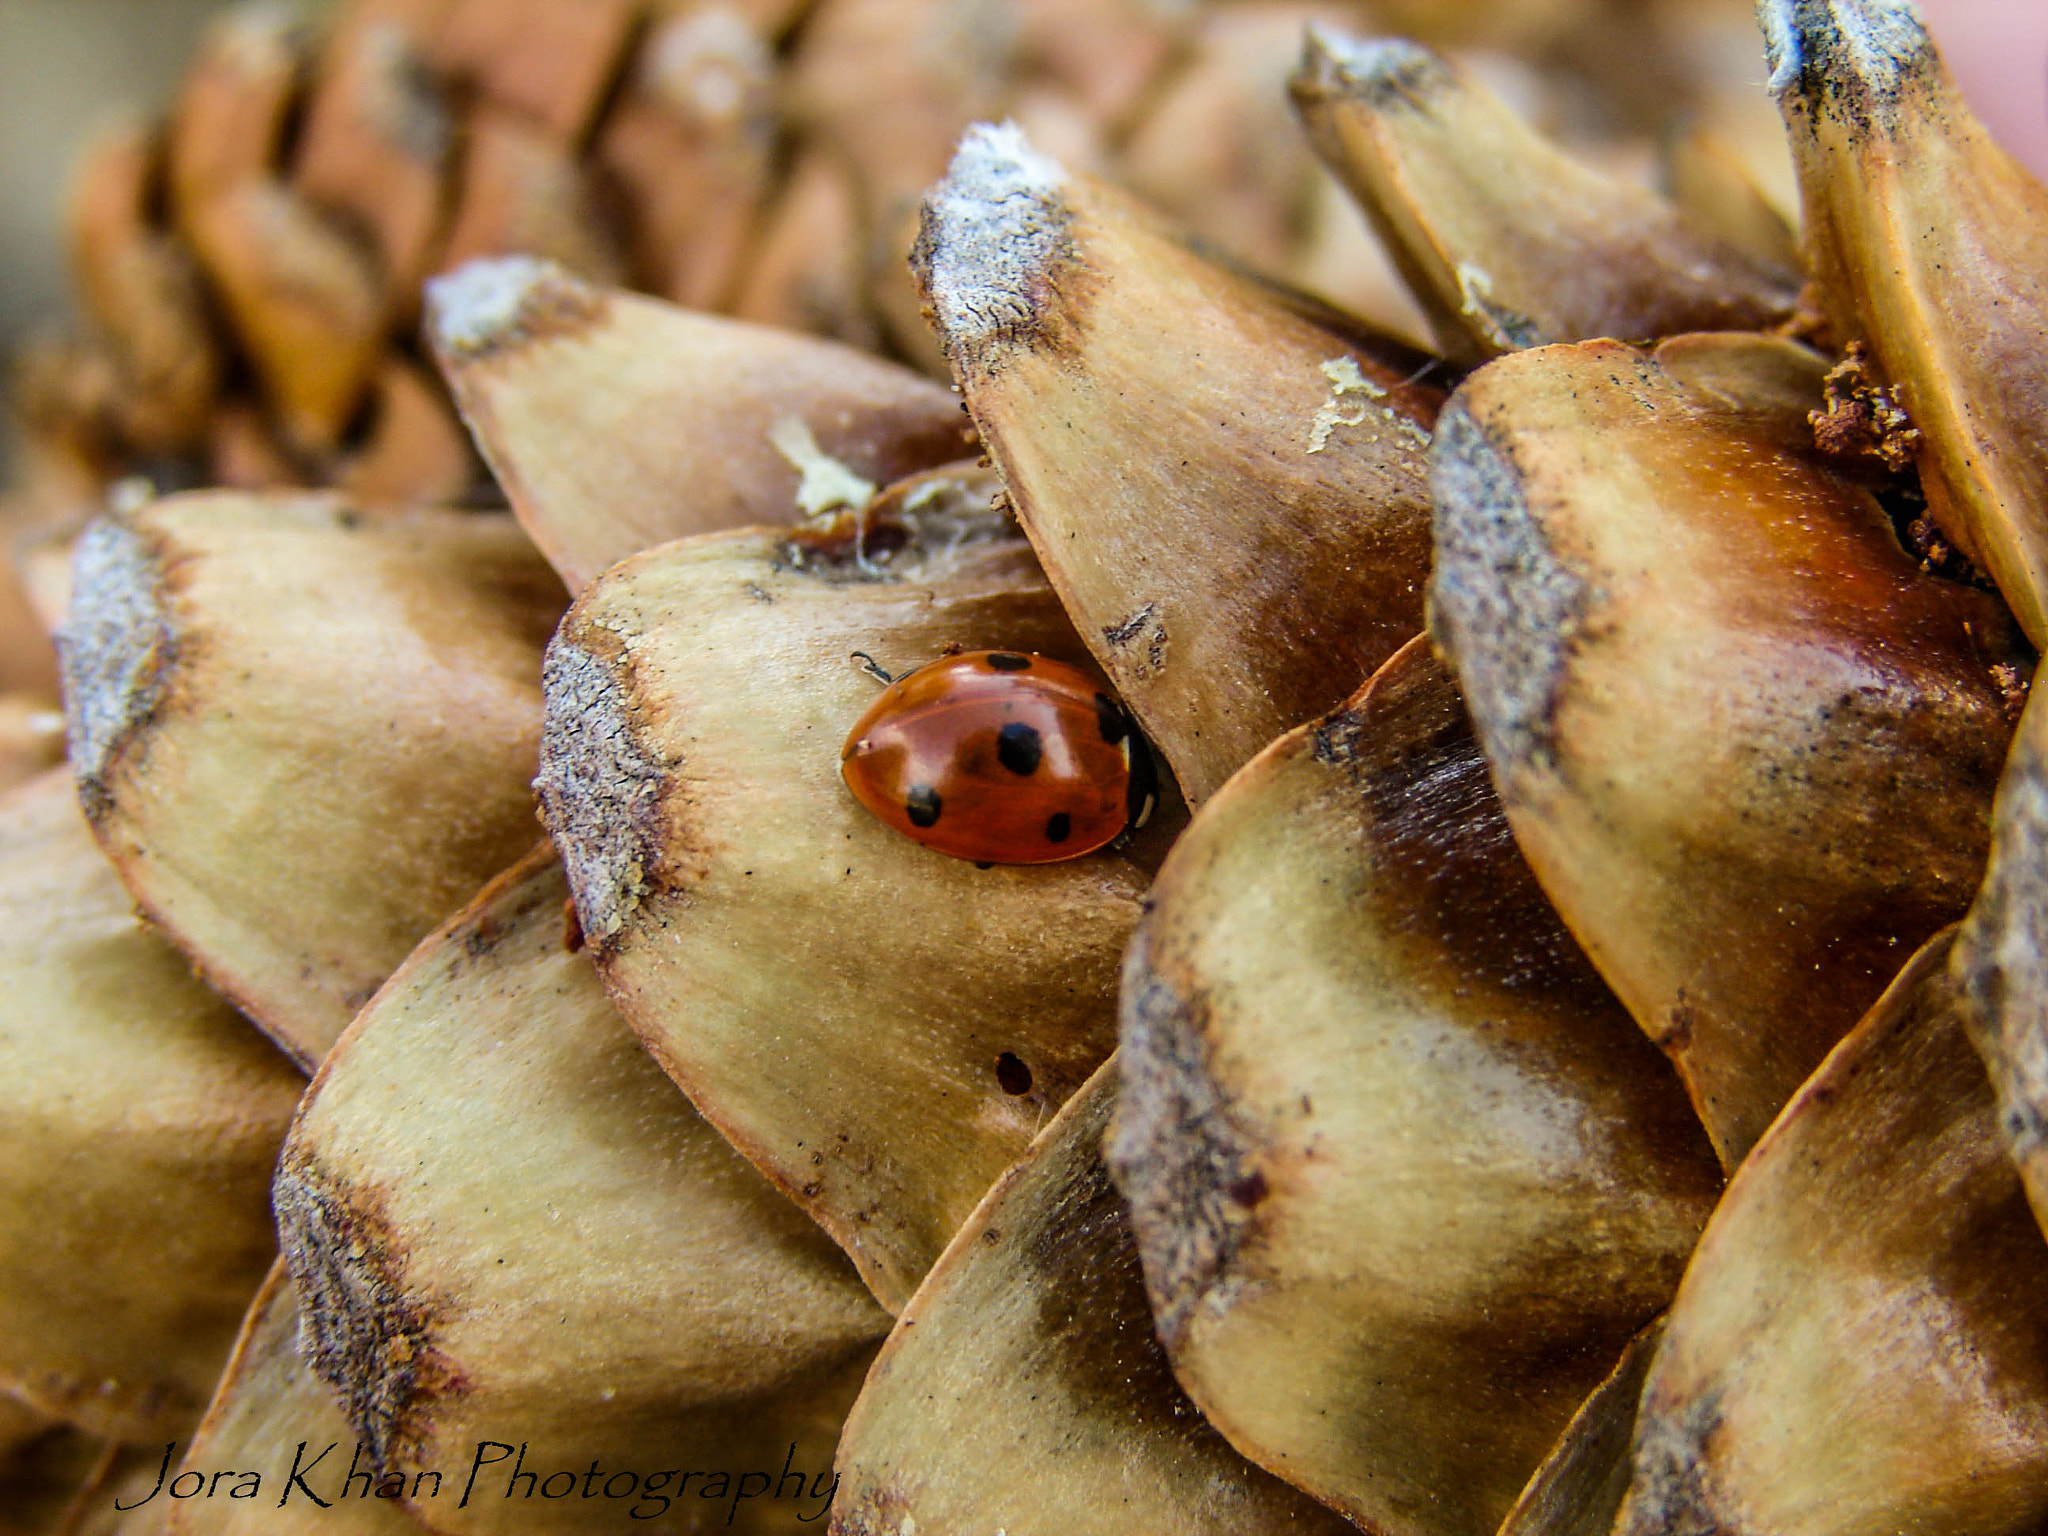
849,651,896,684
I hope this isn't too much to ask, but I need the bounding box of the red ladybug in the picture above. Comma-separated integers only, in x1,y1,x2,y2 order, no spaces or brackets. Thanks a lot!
840,650,1158,864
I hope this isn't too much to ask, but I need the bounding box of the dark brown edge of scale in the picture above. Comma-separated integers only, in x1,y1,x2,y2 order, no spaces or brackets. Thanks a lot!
58,515,181,826
1106,927,1267,1352
1427,392,1588,781
273,1148,468,1476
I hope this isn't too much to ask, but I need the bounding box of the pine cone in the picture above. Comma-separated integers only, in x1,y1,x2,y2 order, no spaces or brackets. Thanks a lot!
10,0,2048,1532
10,0,1782,518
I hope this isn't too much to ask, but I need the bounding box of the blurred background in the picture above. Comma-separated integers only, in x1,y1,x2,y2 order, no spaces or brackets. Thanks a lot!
0,0,310,480
0,0,2043,485
0,1,327,398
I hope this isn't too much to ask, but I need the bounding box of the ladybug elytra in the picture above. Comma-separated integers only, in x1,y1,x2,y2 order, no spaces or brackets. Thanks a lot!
840,650,1158,864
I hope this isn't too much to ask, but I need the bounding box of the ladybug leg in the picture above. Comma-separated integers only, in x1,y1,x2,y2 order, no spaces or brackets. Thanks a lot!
849,651,896,685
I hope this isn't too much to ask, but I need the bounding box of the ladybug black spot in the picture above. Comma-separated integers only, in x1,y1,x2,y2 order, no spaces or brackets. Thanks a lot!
995,1052,1034,1095
986,652,1032,671
1094,693,1129,744
906,785,943,827
996,721,1043,775
1045,811,1072,843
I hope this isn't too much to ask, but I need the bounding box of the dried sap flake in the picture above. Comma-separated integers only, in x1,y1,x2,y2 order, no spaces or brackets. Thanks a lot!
1307,356,1386,453
769,415,877,517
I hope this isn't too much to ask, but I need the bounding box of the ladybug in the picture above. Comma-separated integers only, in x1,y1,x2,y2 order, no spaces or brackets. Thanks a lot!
840,650,1158,864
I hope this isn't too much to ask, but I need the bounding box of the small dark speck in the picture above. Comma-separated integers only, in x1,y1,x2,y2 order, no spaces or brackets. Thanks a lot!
986,652,1032,670
1102,604,1155,648
995,1052,1033,1094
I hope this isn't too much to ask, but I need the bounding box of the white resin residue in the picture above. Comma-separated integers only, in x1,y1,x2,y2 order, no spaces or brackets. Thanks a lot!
1762,0,1928,97
1305,24,1430,86
768,417,877,517
920,122,1070,350
425,254,563,356
1307,356,1385,453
